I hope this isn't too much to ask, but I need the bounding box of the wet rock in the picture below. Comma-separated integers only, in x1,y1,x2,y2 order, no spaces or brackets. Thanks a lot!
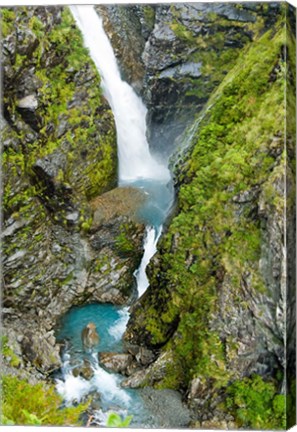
99,352,134,375
135,347,155,366
97,5,149,92
121,369,146,388
121,351,173,388
72,359,94,380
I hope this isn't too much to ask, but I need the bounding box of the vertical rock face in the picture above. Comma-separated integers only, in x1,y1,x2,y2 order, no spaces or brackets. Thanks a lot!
2,6,144,378
124,5,295,428
99,3,280,159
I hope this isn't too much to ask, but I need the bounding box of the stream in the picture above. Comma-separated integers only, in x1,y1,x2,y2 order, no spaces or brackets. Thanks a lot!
54,5,186,428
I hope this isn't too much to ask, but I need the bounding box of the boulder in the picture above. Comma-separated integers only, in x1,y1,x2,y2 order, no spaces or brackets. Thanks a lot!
16,94,38,110
98,352,134,375
72,359,94,380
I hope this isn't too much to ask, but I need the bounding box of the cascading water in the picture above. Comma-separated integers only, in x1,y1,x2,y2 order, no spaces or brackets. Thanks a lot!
70,5,170,184
56,5,175,426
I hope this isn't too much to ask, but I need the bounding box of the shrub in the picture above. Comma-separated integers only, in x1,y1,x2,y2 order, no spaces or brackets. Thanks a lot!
1,374,88,426
226,374,286,429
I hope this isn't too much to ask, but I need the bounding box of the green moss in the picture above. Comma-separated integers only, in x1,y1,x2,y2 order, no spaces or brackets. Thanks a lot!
114,222,138,257
1,8,16,37
2,337,21,368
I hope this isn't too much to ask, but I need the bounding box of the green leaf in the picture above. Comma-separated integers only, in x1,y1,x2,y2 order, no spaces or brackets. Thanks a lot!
106,413,133,428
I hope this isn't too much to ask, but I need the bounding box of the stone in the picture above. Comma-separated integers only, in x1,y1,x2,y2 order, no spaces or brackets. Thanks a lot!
99,352,133,374
72,359,94,380
16,94,38,110
21,330,61,373
135,347,155,366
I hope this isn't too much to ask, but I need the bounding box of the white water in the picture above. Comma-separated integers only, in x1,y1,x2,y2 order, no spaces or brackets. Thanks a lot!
56,353,131,409
108,307,130,341
56,7,173,426
70,5,170,184
135,226,162,298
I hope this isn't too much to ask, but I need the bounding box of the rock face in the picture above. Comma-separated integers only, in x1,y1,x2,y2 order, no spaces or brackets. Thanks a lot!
2,6,144,381
99,352,134,375
90,187,147,230
99,3,280,159
124,6,296,427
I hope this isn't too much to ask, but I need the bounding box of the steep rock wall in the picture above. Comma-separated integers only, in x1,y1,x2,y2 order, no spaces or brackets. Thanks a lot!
124,7,295,429
99,3,280,159
2,6,144,380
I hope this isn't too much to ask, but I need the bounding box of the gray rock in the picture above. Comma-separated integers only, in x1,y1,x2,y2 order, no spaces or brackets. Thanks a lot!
21,330,61,373
16,94,38,110
99,352,133,374
139,387,191,428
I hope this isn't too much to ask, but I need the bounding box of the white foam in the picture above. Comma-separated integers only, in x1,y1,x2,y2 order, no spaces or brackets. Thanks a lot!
56,373,92,405
135,226,162,297
108,307,130,341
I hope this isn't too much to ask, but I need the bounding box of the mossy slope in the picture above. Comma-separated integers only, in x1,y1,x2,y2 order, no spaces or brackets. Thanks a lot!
2,5,117,380
125,8,295,429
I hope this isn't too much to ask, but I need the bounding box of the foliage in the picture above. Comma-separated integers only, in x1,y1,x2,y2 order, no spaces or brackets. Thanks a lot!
106,412,133,427
2,5,117,227
1,374,88,426
115,222,137,256
129,18,288,419
226,375,286,429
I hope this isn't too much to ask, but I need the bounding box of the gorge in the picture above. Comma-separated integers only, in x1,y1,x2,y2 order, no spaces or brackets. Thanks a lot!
1,2,296,429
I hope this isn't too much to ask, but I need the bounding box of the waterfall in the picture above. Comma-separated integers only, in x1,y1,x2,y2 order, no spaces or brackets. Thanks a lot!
70,5,170,184
56,6,174,426
135,226,162,298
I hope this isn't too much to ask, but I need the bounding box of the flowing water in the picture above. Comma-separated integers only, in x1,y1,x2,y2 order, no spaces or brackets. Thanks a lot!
70,5,170,184
55,5,176,426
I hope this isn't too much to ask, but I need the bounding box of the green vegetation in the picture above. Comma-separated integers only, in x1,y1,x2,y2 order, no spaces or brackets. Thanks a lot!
2,337,21,368
115,222,138,256
128,16,289,429
106,412,133,427
226,375,286,429
1,374,88,426
3,6,117,227
0,8,16,37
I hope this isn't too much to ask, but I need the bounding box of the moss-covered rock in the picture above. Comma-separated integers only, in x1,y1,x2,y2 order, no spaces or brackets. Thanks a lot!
125,6,295,428
1,5,119,381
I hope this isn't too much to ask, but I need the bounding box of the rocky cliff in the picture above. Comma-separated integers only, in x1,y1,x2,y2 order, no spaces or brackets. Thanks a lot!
99,3,281,160
1,3,295,430
119,4,295,429
2,6,144,381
